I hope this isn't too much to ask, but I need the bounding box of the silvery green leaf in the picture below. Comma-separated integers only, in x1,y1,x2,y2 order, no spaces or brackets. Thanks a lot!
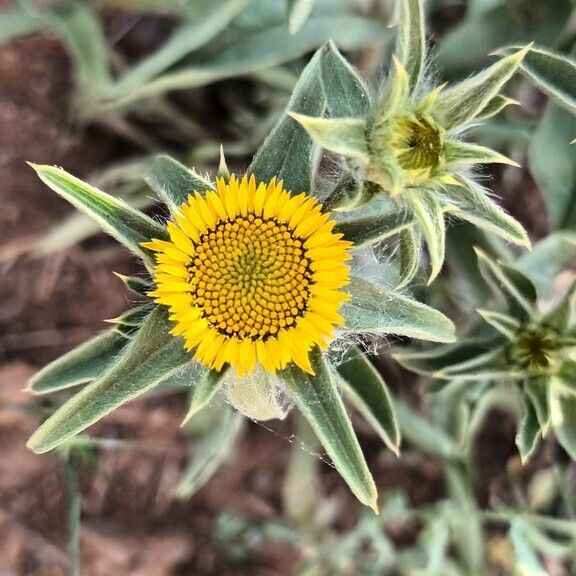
280,347,378,512
111,0,253,96
434,348,523,382
181,367,229,425
287,0,315,34
27,306,200,454
342,276,456,343
551,377,576,460
516,394,542,463
517,232,576,293
524,377,551,433
528,102,576,231
474,94,517,122
249,48,325,193
543,279,576,332
0,10,44,44
334,198,414,246
29,330,128,394
396,0,425,94
371,56,410,123
444,141,519,167
30,164,168,268
321,41,370,117
109,302,154,328
394,401,457,459
475,248,537,320
337,346,400,454
500,45,576,115
393,337,502,377
433,46,529,130
441,175,529,248
115,274,153,297
476,309,519,341
510,518,549,575
176,406,244,498
405,189,445,283
289,113,368,161
397,227,421,289
146,155,213,212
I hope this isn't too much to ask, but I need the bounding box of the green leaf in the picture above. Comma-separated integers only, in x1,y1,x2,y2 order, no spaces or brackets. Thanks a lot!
475,248,537,319
337,346,400,454
115,273,153,297
501,45,576,115
405,189,445,283
280,347,378,512
111,0,253,96
248,47,325,193
441,175,530,248
517,232,576,293
30,164,168,267
433,348,522,382
433,46,529,130
444,141,519,167
176,406,244,498
396,0,425,94
474,95,517,122
48,3,111,93
543,280,576,332
289,113,368,160
108,302,154,329
27,306,201,453
342,276,456,343
321,41,370,117
397,227,421,289
476,309,519,340
334,198,415,246
0,10,44,44
516,393,542,463
287,0,315,34
146,155,213,212
550,378,576,460
29,330,128,394
524,377,551,432
528,102,576,231
181,367,229,425
510,518,549,576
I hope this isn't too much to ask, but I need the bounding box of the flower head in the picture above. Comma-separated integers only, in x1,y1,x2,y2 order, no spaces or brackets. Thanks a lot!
144,175,351,376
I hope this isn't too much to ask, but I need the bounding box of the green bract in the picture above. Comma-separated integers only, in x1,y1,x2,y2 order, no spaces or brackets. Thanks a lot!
395,246,576,464
25,44,458,512
290,0,530,283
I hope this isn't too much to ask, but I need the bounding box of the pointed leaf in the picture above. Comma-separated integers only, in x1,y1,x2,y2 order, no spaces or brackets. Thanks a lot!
29,330,128,394
289,113,368,160
110,303,154,328
115,273,154,297
543,280,576,332
433,46,529,130
321,41,370,117
550,378,576,460
176,407,244,498
280,347,378,511
475,248,537,319
27,306,201,453
444,141,519,167
405,189,445,283
441,175,529,247
517,393,541,463
396,0,425,94
342,276,456,343
524,377,551,432
500,45,576,115
337,346,400,454
249,48,325,192
476,309,520,340
146,155,213,212
182,367,229,425
434,348,523,381
510,518,549,575
474,95,518,122
397,227,421,289
30,164,168,267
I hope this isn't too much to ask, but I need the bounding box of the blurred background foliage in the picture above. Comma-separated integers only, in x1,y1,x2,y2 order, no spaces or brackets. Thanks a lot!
3,0,576,574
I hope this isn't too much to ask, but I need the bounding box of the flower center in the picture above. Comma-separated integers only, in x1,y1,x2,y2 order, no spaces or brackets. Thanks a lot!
512,326,558,373
187,214,313,341
394,114,444,173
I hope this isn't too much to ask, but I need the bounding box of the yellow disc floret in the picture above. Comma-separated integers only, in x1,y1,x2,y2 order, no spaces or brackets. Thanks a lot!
143,175,352,376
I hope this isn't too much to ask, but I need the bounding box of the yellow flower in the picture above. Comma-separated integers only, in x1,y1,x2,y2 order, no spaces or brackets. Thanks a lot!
143,175,352,376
